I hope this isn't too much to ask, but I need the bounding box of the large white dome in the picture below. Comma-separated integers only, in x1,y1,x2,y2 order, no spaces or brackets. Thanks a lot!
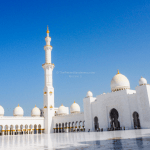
139,77,147,86
111,70,130,92
13,104,24,116
58,104,67,115
86,91,93,97
31,105,40,117
70,101,80,114
0,105,4,116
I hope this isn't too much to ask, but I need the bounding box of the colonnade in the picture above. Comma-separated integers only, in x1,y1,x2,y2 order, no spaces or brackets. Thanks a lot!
54,121,85,133
0,124,44,136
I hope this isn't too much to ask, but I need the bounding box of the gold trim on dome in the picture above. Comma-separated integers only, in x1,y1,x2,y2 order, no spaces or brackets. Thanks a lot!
50,105,53,108
49,91,53,94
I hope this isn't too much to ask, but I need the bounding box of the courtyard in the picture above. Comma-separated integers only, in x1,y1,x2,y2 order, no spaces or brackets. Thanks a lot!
0,129,150,150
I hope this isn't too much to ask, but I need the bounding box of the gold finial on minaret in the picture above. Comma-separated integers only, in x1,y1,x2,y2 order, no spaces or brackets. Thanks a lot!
46,25,50,33
117,69,119,74
74,100,75,103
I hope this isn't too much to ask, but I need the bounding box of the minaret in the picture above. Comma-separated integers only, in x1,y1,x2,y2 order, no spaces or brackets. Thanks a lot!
42,26,55,134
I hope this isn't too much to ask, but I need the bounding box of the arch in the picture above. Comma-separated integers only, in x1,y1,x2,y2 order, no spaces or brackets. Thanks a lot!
79,121,82,131
10,125,13,135
5,125,8,135
65,122,67,128
20,124,23,135
56,123,58,133
38,124,41,134
59,123,61,133
110,108,120,130
34,124,37,134
75,121,78,131
94,116,99,131
133,112,141,129
25,124,28,134
64,122,67,132
0,125,3,136
68,122,71,132
72,122,74,132
15,125,18,135
62,123,64,133
29,124,32,134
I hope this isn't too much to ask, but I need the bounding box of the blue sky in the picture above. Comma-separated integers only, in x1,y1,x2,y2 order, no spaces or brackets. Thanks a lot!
0,0,150,116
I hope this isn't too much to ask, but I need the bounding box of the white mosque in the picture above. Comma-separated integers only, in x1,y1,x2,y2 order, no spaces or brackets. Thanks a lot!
0,27,150,135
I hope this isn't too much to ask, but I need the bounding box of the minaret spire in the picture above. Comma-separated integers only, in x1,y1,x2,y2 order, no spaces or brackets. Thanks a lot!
46,25,50,37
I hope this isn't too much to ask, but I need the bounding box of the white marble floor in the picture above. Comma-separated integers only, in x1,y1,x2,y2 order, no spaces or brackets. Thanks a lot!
1,129,150,150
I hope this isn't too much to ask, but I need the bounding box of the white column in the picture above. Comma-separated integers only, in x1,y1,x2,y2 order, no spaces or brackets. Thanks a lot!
66,123,68,133
37,126,38,134
18,126,20,135
2,129,4,135
8,126,10,136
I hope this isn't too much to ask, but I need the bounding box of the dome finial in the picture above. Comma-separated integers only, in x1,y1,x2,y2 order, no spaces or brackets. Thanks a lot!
61,104,63,106
46,25,49,33
74,100,75,103
117,69,119,74
35,105,36,107
18,104,19,107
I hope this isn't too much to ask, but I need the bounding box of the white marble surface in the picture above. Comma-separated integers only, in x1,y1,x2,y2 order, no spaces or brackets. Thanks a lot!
1,129,150,150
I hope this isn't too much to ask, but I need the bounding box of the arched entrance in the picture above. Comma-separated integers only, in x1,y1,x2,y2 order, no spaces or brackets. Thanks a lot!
94,117,99,131
133,112,140,129
110,108,120,130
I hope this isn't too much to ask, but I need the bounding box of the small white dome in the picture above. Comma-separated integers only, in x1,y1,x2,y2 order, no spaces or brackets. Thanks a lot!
86,91,93,97
70,101,80,114
31,105,40,117
111,70,130,92
0,105,4,116
13,104,24,116
139,77,147,86
58,104,67,115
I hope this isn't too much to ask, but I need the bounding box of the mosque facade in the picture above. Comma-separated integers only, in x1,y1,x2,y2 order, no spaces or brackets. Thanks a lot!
0,27,150,135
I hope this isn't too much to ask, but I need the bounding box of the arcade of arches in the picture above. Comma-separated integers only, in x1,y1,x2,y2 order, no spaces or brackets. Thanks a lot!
54,121,85,133
94,108,141,131
0,124,44,136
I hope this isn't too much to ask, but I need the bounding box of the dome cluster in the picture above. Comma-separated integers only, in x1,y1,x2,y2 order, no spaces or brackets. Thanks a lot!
57,101,81,116
0,104,41,117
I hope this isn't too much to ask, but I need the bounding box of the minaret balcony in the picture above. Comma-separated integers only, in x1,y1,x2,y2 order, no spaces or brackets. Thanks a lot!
44,45,53,51
42,63,55,69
